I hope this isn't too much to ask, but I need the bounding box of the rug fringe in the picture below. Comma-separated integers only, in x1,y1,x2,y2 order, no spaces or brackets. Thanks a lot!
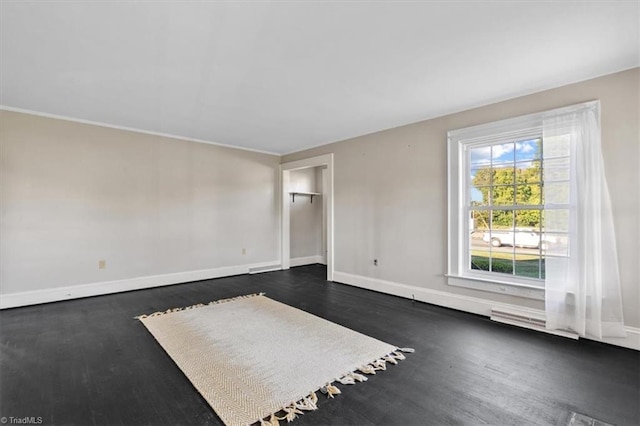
391,351,406,360
384,355,398,365
320,383,342,398
294,391,318,412
336,375,355,385
134,293,265,320
358,364,376,375
259,413,280,426
348,372,368,382
258,348,414,425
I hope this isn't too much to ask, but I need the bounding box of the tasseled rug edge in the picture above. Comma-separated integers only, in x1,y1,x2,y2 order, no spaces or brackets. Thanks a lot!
134,293,265,320
257,347,415,426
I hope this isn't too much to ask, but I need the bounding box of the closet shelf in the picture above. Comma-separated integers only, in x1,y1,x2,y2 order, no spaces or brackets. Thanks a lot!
290,192,321,203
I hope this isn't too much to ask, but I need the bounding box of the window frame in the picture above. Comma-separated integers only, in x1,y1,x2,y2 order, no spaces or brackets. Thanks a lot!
447,113,548,300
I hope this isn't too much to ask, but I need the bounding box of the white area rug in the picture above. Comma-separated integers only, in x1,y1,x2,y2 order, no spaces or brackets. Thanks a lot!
137,293,411,426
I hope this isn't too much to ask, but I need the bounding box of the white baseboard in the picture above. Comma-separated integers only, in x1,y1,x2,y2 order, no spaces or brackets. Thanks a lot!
289,255,324,267
0,260,280,310
332,271,639,351
248,263,283,274
598,329,640,351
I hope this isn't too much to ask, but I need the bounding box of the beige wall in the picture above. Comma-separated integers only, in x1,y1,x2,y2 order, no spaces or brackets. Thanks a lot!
283,68,640,328
289,167,323,259
1,111,280,295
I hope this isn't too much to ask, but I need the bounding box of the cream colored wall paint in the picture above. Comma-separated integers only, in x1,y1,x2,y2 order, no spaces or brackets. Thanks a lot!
283,68,640,327
289,167,318,193
317,166,328,261
0,111,280,294
289,168,323,259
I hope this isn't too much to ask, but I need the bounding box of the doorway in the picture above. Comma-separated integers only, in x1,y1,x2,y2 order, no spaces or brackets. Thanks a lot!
281,154,334,281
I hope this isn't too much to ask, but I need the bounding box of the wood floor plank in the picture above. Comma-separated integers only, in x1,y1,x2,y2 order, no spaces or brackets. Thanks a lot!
1,265,638,425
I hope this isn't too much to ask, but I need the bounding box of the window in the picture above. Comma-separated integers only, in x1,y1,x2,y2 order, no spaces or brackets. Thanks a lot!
469,137,546,281
449,101,625,336
447,110,571,298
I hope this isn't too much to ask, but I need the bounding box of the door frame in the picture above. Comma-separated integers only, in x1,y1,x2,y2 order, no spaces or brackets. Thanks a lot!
280,153,334,281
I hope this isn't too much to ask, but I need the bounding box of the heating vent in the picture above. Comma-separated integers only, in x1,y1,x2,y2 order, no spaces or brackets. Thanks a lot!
490,308,579,340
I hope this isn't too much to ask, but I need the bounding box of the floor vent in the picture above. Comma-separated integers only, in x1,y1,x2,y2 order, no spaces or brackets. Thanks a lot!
490,308,579,340
562,411,614,426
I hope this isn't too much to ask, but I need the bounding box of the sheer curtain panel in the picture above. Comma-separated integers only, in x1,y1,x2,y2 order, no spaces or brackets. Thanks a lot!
543,101,625,339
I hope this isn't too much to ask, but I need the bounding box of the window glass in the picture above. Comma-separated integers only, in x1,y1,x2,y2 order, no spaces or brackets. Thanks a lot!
466,138,555,282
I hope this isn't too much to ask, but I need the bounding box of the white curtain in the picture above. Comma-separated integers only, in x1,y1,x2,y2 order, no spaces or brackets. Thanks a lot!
543,101,626,339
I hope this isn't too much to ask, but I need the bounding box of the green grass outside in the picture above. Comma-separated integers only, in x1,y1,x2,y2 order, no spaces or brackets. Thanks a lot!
471,249,539,261
471,253,545,279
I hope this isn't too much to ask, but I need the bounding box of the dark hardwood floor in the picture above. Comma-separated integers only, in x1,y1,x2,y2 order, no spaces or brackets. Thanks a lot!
1,264,638,426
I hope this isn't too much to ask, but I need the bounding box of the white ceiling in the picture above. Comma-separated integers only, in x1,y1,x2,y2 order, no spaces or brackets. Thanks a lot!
1,1,638,155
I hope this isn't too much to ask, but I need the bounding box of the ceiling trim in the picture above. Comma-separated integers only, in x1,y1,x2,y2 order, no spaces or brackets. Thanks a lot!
0,105,280,157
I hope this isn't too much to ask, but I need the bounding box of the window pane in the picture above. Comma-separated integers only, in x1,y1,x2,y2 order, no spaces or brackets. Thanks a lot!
490,253,514,275
544,182,570,204
492,209,514,230
471,250,491,272
471,166,491,185
543,233,569,257
515,139,541,162
492,186,515,205
470,186,490,206
516,184,542,205
470,146,491,165
543,157,570,181
492,142,515,166
516,160,542,183
513,231,541,248
486,231,510,248
542,209,569,232
515,209,542,228
470,210,490,231
543,135,570,159
514,247,542,279
492,165,515,185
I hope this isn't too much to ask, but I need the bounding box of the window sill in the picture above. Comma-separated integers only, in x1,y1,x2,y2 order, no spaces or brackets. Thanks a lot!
446,274,545,300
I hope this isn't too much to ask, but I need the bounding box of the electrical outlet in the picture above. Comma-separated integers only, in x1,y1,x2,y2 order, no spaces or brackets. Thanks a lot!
242,248,246,255
98,260,106,269
373,259,378,266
